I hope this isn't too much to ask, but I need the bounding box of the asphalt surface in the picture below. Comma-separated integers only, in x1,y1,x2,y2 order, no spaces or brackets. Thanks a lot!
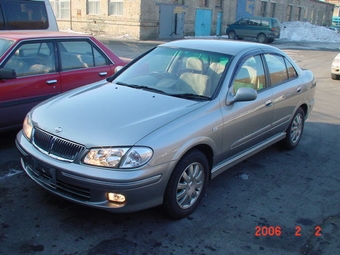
1,37,340,255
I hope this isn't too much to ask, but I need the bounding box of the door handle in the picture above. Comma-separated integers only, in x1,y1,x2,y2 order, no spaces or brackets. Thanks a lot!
297,87,302,93
46,79,57,85
99,72,108,76
265,100,272,107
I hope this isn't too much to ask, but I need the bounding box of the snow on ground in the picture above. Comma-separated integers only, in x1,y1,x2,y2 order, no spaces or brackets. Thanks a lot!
62,21,340,43
280,21,340,42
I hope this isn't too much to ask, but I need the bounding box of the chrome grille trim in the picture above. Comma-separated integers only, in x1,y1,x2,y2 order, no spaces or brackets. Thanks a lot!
32,128,85,162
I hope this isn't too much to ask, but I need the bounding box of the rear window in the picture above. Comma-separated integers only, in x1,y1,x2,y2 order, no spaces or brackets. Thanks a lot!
272,19,281,28
4,1,48,30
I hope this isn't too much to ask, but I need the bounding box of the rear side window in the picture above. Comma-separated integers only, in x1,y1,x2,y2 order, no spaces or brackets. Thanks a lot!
58,40,108,71
264,54,297,85
261,20,270,27
5,1,48,29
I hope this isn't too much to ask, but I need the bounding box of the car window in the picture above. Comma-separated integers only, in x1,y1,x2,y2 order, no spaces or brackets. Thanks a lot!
237,19,248,25
232,55,266,94
0,38,14,57
3,41,55,77
58,40,108,71
264,54,289,85
285,58,298,79
113,46,231,98
261,20,270,27
249,19,260,26
6,2,48,29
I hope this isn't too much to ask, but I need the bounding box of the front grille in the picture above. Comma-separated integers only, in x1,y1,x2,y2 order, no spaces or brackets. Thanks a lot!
33,128,85,162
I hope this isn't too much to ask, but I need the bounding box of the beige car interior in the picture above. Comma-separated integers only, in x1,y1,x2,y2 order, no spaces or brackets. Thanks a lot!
177,57,211,96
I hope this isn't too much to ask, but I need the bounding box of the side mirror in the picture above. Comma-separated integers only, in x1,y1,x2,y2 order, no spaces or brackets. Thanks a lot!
226,87,257,105
114,65,124,73
0,68,16,79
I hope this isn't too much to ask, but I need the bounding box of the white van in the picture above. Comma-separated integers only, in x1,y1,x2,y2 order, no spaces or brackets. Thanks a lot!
0,0,58,31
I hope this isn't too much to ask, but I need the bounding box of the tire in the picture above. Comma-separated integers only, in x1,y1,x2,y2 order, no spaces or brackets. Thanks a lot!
162,150,209,219
280,107,305,150
331,73,339,80
257,33,267,43
228,31,237,40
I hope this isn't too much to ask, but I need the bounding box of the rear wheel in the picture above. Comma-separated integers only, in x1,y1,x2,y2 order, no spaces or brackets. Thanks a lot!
280,107,305,150
257,33,267,43
228,31,237,40
162,150,209,219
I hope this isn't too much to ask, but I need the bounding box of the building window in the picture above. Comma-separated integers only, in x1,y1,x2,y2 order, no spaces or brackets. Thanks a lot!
260,1,267,17
109,0,123,15
176,0,185,4
50,0,70,19
215,0,222,8
286,5,292,21
198,0,208,8
270,3,276,17
88,0,100,15
297,7,302,21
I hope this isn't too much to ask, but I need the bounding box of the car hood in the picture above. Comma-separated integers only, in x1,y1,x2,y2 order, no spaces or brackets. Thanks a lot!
31,81,206,147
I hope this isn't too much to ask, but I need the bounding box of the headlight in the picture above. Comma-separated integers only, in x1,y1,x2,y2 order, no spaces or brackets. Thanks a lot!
23,114,33,140
83,147,153,169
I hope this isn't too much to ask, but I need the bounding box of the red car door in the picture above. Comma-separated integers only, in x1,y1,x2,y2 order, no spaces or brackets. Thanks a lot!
0,41,61,131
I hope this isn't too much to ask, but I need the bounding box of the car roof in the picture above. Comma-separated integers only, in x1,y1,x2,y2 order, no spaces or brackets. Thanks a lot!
0,31,94,40
159,39,279,56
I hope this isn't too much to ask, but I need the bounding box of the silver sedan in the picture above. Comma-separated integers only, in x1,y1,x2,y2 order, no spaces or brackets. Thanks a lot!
16,39,316,219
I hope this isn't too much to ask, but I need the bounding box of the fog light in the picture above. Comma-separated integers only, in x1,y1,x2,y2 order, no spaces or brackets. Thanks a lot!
107,193,126,203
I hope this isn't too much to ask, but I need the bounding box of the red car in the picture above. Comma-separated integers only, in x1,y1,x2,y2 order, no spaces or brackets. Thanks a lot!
0,31,126,132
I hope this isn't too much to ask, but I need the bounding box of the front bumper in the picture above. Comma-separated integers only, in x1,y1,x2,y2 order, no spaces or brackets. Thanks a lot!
16,130,171,213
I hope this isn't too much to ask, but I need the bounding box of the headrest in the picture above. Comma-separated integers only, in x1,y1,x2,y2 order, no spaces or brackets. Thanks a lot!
186,57,203,72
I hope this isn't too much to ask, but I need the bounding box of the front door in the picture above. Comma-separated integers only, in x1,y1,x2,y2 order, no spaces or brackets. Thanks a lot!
158,4,185,40
220,54,274,160
195,9,212,36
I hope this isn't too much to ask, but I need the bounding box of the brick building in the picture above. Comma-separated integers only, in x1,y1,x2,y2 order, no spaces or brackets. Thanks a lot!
50,0,334,40
324,0,340,15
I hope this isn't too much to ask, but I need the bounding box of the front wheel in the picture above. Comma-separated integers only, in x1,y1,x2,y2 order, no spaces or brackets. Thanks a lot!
228,31,237,40
162,150,209,219
280,107,305,150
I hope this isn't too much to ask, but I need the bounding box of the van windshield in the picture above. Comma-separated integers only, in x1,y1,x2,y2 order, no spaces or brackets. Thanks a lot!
0,39,14,57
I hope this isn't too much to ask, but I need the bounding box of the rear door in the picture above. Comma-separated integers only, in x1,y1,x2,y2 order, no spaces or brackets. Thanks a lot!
263,53,301,134
0,40,60,131
57,39,112,92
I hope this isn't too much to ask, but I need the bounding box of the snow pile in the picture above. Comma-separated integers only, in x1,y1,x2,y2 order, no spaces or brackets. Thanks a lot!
280,21,340,42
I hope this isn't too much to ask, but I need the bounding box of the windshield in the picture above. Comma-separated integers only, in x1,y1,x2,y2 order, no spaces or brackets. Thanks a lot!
0,39,15,57
113,46,231,99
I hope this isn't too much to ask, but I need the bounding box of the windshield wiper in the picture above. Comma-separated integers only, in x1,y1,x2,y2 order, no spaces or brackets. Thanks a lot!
115,82,168,95
170,93,211,101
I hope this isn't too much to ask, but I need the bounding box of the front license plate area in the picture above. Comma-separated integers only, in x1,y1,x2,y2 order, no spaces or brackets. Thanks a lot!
31,160,57,188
